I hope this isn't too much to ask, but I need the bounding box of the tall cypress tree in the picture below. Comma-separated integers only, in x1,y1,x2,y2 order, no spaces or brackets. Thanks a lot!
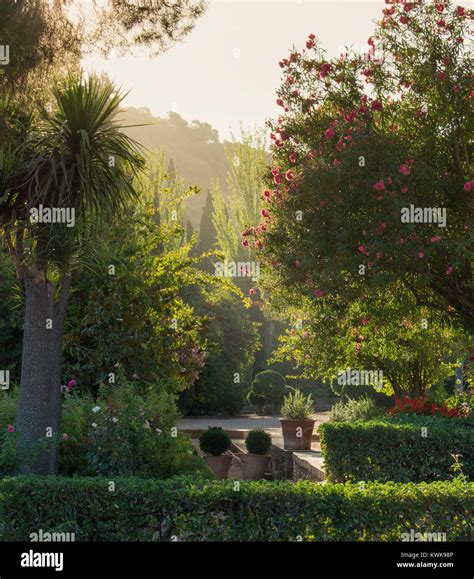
195,192,218,272
185,219,194,243
167,158,177,185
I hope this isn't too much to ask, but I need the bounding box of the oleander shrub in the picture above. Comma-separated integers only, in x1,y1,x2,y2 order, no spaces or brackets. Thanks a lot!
0,476,471,542
319,415,474,483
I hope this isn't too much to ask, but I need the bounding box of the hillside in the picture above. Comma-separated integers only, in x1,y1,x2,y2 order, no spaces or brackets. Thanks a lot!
119,107,231,227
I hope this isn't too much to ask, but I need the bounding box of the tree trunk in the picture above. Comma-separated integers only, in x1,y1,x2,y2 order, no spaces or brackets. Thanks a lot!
47,273,71,474
16,268,52,474
16,268,71,475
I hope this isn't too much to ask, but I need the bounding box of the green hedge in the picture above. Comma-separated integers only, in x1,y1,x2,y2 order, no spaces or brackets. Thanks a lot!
319,416,474,483
0,476,472,541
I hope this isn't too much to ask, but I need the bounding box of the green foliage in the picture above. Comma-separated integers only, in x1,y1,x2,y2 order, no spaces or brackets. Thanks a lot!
286,378,332,400
58,394,92,476
245,429,272,455
209,129,280,375
0,391,56,477
92,1,206,57
211,130,267,291
138,149,197,252
247,370,286,413
64,153,259,399
450,453,468,484
122,109,228,229
445,391,474,418
199,427,231,456
0,391,85,476
179,284,259,416
194,192,218,271
319,415,474,483
0,390,18,431
329,396,385,423
273,284,471,399
0,476,471,541
80,382,208,479
44,76,144,220
332,382,394,408
63,189,209,394
0,250,22,378
281,389,314,420
3,76,144,243
0,429,61,477
0,381,210,480
0,430,19,475
0,0,81,105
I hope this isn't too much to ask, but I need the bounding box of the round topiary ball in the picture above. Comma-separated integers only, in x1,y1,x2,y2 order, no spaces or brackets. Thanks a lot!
199,426,231,456
245,429,272,455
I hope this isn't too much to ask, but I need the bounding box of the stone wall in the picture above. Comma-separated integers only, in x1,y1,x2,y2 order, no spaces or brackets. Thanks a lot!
292,452,325,482
271,444,325,482
271,444,293,480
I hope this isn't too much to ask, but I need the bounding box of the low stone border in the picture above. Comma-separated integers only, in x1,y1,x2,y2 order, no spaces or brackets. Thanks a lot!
271,443,325,482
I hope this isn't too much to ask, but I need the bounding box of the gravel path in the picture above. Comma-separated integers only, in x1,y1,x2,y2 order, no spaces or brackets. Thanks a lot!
180,412,330,441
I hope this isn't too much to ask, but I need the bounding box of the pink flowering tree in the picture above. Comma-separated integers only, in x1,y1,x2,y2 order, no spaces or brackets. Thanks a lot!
247,1,473,340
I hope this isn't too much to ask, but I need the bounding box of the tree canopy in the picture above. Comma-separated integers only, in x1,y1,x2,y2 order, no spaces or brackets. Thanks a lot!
248,1,473,335
0,0,206,105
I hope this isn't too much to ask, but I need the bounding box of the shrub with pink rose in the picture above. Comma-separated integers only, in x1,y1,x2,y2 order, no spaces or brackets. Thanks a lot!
76,382,211,479
0,381,211,479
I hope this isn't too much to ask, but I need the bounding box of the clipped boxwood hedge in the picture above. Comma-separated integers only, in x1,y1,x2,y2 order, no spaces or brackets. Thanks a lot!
319,415,474,483
0,475,472,541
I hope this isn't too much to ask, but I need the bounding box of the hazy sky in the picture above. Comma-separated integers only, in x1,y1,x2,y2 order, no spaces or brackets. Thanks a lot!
83,0,386,142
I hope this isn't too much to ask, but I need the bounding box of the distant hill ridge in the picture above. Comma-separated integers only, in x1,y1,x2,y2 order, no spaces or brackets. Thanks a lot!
119,107,231,227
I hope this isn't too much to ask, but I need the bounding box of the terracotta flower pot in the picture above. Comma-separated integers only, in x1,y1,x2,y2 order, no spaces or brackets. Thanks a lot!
204,454,233,479
239,453,271,480
280,419,315,450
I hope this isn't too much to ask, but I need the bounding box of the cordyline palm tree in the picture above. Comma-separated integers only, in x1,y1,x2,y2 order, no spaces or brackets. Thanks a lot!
0,76,144,474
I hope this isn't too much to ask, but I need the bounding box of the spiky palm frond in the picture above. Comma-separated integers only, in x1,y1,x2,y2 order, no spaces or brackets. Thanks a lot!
1,77,145,272
33,75,145,216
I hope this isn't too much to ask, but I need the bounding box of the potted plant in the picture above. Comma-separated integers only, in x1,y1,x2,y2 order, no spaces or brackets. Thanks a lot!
199,427,232,479
240,429,272,480
280,389,315,450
